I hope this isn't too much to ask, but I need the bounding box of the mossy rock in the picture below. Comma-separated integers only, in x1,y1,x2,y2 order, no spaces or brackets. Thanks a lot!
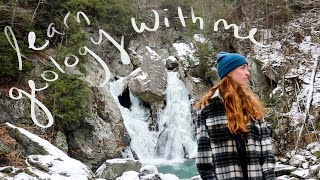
314,151,320,158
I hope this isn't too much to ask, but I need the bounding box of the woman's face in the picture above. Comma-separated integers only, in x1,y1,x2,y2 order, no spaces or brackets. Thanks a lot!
228,64,250,86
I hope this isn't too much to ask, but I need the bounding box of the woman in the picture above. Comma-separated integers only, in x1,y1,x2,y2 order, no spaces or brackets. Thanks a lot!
194,52,276,180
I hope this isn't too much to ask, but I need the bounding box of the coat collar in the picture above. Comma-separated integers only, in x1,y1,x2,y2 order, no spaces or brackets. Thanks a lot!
210,88,223,101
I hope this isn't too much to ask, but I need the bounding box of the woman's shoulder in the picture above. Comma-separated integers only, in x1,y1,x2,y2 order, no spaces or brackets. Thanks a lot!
200,97,225,116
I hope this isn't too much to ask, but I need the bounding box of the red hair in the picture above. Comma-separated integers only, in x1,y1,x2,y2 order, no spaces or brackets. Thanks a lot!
194,76,264,134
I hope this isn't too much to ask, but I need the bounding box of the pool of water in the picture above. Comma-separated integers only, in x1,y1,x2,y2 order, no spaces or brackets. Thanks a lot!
156,159,199,179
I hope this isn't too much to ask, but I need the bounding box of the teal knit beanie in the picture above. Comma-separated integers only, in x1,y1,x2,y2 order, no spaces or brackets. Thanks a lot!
216,51,247,79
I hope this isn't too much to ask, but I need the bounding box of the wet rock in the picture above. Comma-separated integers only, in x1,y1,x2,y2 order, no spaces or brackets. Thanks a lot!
165,56,179,71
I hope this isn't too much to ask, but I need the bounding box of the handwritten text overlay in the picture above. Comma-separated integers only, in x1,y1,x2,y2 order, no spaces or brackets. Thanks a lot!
4,7,269,128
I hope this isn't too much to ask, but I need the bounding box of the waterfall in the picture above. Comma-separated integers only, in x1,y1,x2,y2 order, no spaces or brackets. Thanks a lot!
155,72,197,160
110,72,197,164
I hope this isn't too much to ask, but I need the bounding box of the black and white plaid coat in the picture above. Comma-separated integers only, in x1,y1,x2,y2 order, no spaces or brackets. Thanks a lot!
196,90,276,180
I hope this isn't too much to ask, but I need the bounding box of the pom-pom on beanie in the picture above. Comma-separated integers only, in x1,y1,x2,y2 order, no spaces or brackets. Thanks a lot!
216,51,247,79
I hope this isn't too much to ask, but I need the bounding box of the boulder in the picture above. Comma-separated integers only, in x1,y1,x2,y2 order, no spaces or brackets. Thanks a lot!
128,48,167,104
138,165,161,180
127,47,167,131
290,168,309,179
139,173,162,180
165,56,179,71
275,163,297,177
117,171,140,180
114,164,180,180
139,165,159,176
289,154,306,167
96,158,141,180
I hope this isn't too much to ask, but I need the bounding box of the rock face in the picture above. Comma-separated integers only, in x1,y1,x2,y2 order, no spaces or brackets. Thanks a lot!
67,83,130,170
65,57,131,170
53,131,69,153
0,94,30,125
86,28,134,78
247,9,320,154
96,158,141,180
182,72,212,101
3,123,94,180
1,45,132,170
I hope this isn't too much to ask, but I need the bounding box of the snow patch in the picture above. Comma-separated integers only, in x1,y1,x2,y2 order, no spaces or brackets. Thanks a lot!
5,123,92,180
192,77,201,83
173,43,192,57
167,56,177,62
193,34,206,43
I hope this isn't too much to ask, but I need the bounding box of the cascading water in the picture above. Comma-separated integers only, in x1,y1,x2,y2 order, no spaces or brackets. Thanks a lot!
155,72,197,160
110,71,197,164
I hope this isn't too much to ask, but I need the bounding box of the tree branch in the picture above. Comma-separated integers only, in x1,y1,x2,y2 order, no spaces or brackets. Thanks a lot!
295,51,319,151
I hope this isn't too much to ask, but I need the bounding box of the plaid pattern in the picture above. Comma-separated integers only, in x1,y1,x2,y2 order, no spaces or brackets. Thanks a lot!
196,93,276,180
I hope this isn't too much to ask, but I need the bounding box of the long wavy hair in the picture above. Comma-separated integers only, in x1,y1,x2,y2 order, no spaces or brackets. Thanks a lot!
194,76,265,134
